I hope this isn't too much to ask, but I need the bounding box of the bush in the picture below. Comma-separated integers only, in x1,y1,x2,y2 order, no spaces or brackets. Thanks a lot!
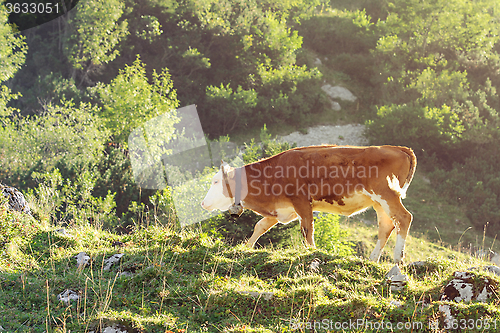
0,100,110,188
430,142,500,237
314,213,353,256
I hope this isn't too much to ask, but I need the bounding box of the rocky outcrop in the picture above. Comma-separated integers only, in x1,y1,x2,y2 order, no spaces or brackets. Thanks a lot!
1,183,31,214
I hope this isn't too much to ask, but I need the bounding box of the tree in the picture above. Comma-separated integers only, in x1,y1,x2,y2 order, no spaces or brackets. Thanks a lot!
91,56,179,145
63,0,129,86
0,1,27,116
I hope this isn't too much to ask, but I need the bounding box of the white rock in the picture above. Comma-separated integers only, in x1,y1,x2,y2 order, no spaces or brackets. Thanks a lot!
329,100,341,111
103,325,128,333
238,291,274,300
491,252,500,266
313,58,322,66
103,253,125,271
55,228,70,236
278,124,368,148
390,300,402,307
75,252,90,269
439,304,454,328
386,265,408,292
57,289,79,304
119,271,134,278
321,84,357,102
484,265,500,276
310,258,322,272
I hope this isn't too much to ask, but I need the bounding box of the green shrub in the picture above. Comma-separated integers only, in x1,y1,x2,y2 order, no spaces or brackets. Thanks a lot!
314,213,353,256
430,142,500,237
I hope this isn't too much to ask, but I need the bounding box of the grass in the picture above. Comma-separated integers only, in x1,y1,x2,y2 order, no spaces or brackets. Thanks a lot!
1,204,499,332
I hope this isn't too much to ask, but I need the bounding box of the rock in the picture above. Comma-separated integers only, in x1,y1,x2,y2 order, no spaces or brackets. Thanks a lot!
309,258,322,272
278,124,368,148
75,252,90,270
440,271,494,303
407,261,426,267
438,271,496,328
119,271,134,278
57,289,79,304
55,228,70,236
484,265,500,276
386,265,408,292
321,84,357,102
390,300,402,307
329,100,341,111
104,253,125,271
491,252,500,266
313,57,322,66
1,183,31,214
238,291,274,300
102,325,128,333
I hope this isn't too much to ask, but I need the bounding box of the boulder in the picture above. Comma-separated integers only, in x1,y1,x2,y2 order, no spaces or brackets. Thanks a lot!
386,265,408,292
1,183,31,214
104,253,125,271
439,271,497,327
75,252,91,270
57,289,79,304
321,84,357,102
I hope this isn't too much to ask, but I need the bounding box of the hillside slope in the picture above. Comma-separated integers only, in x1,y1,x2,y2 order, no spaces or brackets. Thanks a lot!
0,217,499,332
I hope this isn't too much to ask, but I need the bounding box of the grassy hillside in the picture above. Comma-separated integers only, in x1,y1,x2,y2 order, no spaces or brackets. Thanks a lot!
1,205,499,332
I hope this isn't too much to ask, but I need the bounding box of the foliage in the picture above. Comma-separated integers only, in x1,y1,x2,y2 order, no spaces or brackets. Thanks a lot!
314,213,353,256
64,0,129,85
0,100,110,185
430,141,500,236
0,195,39,247
28,168,118,229
0,2,27,116
91,56,179,145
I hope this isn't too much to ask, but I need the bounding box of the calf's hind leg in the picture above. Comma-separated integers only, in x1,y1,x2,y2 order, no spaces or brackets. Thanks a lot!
374,193,413,264
369,203,395,262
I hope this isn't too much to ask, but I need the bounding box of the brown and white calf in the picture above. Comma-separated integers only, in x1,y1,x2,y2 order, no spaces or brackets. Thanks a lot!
201,145,416,263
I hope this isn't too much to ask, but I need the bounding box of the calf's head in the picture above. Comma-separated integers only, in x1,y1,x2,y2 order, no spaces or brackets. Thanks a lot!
201,162,234,212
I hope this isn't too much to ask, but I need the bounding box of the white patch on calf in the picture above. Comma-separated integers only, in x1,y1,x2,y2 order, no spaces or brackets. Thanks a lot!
387,174,407,199
394,234,406,263
201,170,233,211
361,188,391,215
369,240,382,261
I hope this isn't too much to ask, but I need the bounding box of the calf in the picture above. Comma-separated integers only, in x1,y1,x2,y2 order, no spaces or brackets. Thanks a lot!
201,145,416,263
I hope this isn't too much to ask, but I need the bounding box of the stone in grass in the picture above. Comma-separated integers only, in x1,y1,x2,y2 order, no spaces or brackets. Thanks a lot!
439,271,497,327
491,253,500,266
1,183,31,214
309,258,322,272
238,291,274,301
103,253,125,271
389,300,403,307
57,289,79,304
484,265,500,276
55,228,70,236
89,324,129,333
119,271,134,278
75,252,90,270
385,265,408,292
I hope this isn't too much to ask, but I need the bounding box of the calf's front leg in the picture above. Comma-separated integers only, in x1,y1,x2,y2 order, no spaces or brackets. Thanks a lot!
245,217,279,248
